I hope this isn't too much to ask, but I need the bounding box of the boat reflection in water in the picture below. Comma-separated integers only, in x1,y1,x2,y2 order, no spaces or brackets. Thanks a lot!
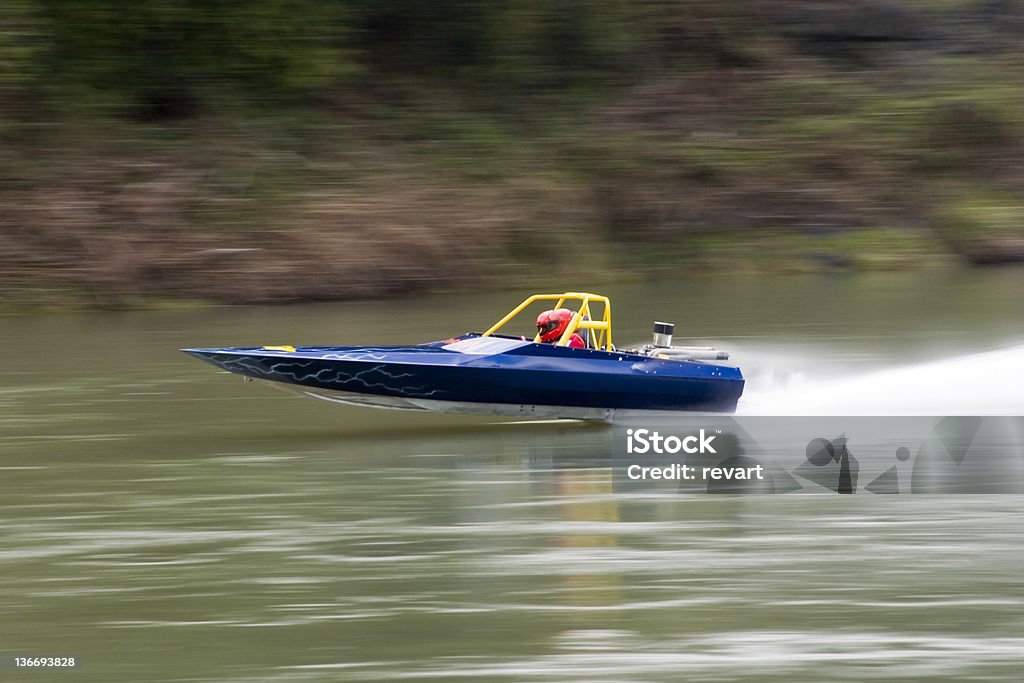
415,417,1024,496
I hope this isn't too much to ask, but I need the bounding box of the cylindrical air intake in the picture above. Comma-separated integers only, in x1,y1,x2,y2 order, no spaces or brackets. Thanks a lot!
652,321,674,348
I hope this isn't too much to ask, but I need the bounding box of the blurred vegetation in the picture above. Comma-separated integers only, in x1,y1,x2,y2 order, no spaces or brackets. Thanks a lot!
1,0,1024,307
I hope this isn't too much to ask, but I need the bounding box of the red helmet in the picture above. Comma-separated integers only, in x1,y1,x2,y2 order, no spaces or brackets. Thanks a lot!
536,308,575,343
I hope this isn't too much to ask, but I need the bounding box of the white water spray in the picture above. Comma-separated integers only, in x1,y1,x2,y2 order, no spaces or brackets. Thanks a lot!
737,343,1024,416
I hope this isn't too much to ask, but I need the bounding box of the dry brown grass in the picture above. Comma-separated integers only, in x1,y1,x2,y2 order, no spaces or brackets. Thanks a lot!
0,158,596,304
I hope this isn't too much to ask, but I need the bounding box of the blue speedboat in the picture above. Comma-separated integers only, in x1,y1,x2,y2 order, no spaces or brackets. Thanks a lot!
182,292,744,419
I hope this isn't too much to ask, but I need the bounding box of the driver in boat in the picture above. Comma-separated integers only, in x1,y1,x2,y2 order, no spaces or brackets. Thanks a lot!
536,309,585,348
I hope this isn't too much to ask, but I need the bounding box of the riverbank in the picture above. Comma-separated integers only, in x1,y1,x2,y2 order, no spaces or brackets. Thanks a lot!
2,3,1022,310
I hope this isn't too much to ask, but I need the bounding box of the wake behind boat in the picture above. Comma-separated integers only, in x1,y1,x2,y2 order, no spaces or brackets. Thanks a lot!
182,292,744,419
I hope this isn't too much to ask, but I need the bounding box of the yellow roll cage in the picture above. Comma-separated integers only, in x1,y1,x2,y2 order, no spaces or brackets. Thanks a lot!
482,292,613,351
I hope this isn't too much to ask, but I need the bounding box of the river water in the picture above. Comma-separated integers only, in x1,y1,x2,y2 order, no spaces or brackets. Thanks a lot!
2,270,1023,681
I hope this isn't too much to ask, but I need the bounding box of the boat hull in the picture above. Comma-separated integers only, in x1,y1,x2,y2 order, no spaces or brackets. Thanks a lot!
182,336,744,417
